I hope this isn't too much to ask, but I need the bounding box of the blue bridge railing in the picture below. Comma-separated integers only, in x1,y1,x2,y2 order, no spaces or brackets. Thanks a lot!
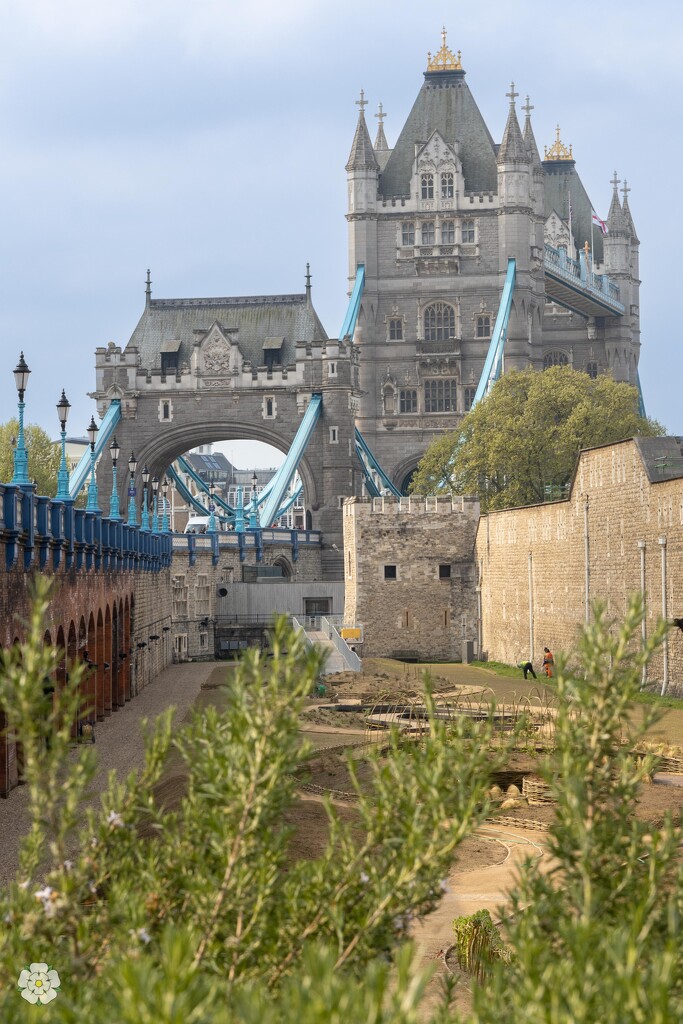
543,243,624,312
1,483,172,574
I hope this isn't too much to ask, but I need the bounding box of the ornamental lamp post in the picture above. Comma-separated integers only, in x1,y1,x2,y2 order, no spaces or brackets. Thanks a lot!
161,477,170,532
208,480,217,533
235,485,245,533
11,352,31,486
109,435,121,520
86,415,100,512
151,475,159,532
127,452,138,525
55,389,71,500
248,471,259,529
140,465,151,530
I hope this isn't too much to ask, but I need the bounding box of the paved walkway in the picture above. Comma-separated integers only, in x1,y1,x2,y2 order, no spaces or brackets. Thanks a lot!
306,630,350,675
0,661,218,887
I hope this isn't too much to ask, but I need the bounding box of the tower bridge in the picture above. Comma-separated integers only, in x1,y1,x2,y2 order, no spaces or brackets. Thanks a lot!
91,290,362,572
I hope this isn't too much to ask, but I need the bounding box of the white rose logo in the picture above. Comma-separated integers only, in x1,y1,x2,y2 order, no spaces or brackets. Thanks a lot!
17,962,61,1004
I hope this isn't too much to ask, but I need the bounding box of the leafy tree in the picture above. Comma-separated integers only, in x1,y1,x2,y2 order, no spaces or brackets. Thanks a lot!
410,367,664,510
0,418,61,497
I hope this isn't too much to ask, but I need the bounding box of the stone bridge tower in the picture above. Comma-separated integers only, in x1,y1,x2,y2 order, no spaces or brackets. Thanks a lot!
91,278,361,565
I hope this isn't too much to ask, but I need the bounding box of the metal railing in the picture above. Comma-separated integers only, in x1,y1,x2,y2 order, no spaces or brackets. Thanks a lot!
321,616,361,672
291,616,312,648
543,243,624,311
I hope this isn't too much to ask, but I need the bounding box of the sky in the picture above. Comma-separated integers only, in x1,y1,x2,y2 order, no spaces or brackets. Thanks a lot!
0,0,680,474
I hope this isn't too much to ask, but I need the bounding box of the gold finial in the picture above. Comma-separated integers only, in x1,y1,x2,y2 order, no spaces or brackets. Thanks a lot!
544,125,574,161
583,241,590,262
426,27,463,72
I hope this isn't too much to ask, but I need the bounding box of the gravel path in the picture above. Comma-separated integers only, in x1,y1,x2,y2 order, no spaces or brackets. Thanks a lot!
0,661,217,887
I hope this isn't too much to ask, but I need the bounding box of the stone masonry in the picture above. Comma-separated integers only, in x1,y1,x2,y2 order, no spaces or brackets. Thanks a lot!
169,533,324,661
343,495,479,660
475,437,683,690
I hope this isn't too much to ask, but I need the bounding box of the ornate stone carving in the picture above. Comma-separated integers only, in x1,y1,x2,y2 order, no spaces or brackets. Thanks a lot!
204,335,232,375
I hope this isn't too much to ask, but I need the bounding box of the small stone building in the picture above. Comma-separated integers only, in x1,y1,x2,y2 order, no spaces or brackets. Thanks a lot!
343,495,479,660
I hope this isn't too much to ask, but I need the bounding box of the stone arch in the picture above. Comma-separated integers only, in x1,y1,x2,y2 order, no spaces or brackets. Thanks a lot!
103,606,112,716
272,555,293,580
78,616,87,655
67,621,78,738
111,604,121,709
96,610,105,720
543,350,569,369
42,630,56,747
99,421,320,517
84,612,97,726
125,595,132,699
392,453,424,496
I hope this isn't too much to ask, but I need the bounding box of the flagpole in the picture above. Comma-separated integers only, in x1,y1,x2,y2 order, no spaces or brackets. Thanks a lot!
567,189,572,257
590,213,594,280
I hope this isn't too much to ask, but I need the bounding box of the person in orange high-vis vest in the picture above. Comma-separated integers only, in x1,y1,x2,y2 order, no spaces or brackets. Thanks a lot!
542,647,554,678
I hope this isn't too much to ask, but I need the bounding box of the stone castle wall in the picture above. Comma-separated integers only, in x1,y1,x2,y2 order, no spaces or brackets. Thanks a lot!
343,495,479,660
475,439,683,689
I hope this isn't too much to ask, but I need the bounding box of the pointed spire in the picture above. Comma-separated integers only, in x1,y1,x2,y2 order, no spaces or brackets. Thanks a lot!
374,102,389,151
497,83,530,165
305,263,312,304
145,268,152,307
620,180,639,242
606,171,626,233
521,95,542,167
346,90,379,172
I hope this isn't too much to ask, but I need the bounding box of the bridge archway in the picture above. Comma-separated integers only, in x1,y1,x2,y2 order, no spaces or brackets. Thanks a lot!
101,420,320,518
94,316,360,547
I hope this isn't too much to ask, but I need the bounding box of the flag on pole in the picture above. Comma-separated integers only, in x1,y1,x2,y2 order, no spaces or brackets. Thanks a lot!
567,191,573,253
591,210,608,235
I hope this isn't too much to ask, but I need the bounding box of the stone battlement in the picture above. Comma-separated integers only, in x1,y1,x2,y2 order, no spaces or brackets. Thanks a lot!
344,494,479,519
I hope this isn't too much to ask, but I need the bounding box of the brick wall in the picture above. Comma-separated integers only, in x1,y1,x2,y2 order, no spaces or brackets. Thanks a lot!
0,566,172,796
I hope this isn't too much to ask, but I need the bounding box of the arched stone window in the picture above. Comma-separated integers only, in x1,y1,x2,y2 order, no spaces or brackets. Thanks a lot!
543,351,569,369
441,172,454,198
476,314,491,338
421,173,434,199
441,220,455,244
585,361,598,379
399,389,417,414
421,221,435,245
423,302,456,342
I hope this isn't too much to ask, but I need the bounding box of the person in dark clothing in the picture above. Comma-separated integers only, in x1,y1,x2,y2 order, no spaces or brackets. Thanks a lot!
519,661,537,680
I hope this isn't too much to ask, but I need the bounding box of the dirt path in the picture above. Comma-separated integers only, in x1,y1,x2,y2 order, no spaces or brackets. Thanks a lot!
411,824,551,1019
